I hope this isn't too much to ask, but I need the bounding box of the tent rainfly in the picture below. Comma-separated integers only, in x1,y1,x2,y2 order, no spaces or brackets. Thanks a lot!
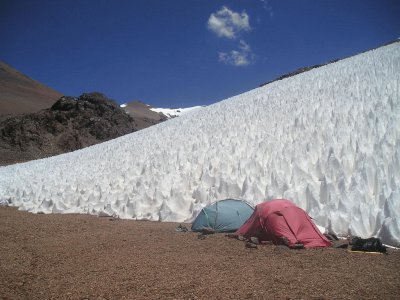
235,199,331,248
191,199,254,232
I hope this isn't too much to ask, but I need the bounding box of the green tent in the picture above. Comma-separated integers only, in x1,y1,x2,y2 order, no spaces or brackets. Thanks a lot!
191,199,254,232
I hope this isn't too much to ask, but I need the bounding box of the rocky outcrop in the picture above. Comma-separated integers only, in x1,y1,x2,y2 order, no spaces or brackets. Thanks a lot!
259,62,338,87
0,93,137,165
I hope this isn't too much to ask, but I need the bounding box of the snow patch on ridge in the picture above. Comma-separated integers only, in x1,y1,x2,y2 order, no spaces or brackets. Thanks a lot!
150,106,204,118
1,43,399,246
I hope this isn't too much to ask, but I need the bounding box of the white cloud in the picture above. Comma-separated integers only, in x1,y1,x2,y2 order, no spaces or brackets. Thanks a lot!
218,51,248,66
207,6,251,39
218,40,254,67
207,7,255,66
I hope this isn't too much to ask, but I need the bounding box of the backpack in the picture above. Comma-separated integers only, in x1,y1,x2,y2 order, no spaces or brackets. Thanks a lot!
350,237,387,253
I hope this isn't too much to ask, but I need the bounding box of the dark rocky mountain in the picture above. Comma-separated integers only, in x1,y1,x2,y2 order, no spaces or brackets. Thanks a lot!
0,93,139,165
0,61,62,116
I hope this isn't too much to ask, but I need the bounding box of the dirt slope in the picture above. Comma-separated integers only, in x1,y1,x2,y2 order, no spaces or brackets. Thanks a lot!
0,61,62,116
121,100,167,130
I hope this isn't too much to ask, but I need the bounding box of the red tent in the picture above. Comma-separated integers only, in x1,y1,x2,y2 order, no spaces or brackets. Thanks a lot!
235,199,331,248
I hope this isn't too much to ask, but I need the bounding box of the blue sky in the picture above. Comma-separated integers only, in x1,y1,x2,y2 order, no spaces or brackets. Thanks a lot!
1,0,399,108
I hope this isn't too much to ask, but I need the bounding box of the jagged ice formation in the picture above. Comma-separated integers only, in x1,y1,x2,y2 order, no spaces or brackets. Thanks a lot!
1,43,399,246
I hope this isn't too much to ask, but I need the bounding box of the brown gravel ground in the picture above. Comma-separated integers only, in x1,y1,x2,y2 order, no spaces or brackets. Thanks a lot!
1,206,399,299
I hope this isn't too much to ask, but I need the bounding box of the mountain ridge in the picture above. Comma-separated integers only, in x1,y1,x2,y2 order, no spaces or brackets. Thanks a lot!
0,61,62,116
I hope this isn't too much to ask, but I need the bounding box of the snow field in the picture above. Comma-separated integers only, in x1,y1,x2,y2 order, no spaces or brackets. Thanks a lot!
1,42,399,245
150,106,204,118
